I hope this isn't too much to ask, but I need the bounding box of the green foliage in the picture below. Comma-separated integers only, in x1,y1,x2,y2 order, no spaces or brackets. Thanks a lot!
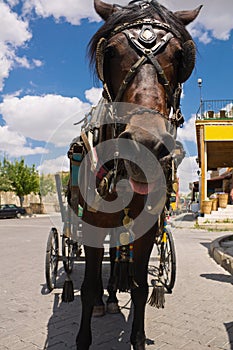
61,172,70,195
39,172,69,198
0,157,70,205
3,157,39,205
0,158,14,192
39,174,56,197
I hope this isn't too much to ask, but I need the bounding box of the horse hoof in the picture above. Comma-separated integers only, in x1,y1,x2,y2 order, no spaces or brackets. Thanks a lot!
106,302,120,314
92,305,105,317
132,341,146,350
133,346,145,350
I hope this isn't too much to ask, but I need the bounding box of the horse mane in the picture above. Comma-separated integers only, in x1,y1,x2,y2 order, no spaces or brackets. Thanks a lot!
88,0,192,77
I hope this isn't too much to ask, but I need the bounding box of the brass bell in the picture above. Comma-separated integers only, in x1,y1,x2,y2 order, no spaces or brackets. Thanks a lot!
119,232,130,246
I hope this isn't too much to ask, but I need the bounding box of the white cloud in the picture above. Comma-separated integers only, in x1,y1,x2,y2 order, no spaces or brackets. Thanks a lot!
38,155,69,174
177,156,199,194
14,55,31,69
0,2,45,90
32,59,43,67
0,125,48,157
85,87,102,106
160,0,233,42
177,114,197,143
0,2,30,90
0,2,31,45
21,0,128,24
22,0,233,43
22,0,100,25
3,89,23,99
0,94,91,147
0,43,13,91
6,0,20,7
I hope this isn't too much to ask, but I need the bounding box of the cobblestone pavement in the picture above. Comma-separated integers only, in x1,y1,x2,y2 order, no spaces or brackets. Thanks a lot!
0,215,233,350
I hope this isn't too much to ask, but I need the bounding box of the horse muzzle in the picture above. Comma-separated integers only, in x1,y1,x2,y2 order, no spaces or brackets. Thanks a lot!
118,130,174,194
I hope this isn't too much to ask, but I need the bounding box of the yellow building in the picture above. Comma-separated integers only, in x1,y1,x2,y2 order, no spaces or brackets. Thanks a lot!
195,100,233,213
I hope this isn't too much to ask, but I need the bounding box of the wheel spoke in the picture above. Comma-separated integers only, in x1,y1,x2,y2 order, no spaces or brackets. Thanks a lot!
45,228,59,292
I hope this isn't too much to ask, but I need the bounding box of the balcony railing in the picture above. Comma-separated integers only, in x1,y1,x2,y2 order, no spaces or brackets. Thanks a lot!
196,99,233,120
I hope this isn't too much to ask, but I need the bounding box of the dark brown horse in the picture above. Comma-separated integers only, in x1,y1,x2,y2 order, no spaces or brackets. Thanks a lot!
69,1,202,349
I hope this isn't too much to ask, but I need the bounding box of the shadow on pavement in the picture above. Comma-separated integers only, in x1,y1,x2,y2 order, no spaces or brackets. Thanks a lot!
172,213,195,222
224,322,233,350
200,273,233,284
200,242,210,250
41,261,140,349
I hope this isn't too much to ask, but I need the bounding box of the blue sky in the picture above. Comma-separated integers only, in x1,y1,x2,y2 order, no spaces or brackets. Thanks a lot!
0,0,233,192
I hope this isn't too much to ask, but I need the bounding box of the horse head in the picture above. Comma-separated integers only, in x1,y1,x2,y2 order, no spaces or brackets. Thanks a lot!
90,0,202,194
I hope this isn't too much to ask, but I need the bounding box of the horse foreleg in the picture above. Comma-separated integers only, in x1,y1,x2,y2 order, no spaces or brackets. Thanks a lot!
130,283,148,350
106,246,120,313
93,266,105,317
130,231,155,350
76,245,104,350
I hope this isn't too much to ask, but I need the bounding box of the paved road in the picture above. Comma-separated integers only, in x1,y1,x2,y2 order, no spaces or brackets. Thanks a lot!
0,216,232,350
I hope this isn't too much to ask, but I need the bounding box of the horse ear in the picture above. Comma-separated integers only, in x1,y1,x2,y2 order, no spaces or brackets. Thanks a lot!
178,40,196,83
175,6,202,83
174,5,203,26
94,0,115,21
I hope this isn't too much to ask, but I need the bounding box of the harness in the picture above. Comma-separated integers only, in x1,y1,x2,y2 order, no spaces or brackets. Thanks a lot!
96,18,184,128
67,10,188,297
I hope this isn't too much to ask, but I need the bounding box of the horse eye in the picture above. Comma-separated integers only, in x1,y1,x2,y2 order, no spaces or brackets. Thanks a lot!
105,46,116,58
174,49,183,62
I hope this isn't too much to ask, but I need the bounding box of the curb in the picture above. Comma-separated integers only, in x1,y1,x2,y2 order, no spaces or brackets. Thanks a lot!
209,235,233,275
197,223,233,230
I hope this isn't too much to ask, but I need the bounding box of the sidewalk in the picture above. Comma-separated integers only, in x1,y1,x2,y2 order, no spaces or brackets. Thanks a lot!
169,212,233,276
168,212,196,229
209,235,233,275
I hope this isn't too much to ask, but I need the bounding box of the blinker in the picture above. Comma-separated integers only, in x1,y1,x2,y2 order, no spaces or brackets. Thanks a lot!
139,25,157,47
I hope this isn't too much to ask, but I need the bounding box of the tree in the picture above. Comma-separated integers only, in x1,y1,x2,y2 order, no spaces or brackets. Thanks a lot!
61,172,70,196
39,174,56,199
0,159,14,205
4,158,40,207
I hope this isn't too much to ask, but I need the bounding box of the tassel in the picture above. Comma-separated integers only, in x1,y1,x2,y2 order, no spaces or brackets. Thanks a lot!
118,260,129,292
112,240,138,293
113,260,138,292
62,276,74,302
113,260,129,292
148,279,165,308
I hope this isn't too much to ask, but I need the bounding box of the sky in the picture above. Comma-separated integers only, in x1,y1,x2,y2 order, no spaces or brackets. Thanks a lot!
0,0,233,193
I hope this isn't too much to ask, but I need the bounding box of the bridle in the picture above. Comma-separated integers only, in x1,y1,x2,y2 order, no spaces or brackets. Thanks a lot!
96,17,185,128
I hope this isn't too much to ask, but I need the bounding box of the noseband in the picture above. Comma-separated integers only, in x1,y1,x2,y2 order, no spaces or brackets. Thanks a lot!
96,17,184,128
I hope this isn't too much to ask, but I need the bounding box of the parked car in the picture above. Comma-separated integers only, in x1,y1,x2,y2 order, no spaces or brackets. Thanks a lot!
0,204,26,219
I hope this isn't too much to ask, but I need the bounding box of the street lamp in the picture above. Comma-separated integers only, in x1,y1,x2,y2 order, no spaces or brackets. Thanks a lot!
196,157,201,210
198,78,203,118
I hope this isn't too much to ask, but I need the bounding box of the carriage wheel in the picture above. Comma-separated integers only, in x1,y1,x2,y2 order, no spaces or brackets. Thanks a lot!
45,228,59,292
62,236,78,274
159,228,176,293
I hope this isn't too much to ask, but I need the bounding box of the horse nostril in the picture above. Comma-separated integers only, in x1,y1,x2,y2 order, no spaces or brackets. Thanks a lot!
154,142,167,159
162,133,175,153
154,133,175,159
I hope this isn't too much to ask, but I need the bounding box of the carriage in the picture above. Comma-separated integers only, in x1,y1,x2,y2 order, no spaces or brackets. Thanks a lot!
44,1,201,348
